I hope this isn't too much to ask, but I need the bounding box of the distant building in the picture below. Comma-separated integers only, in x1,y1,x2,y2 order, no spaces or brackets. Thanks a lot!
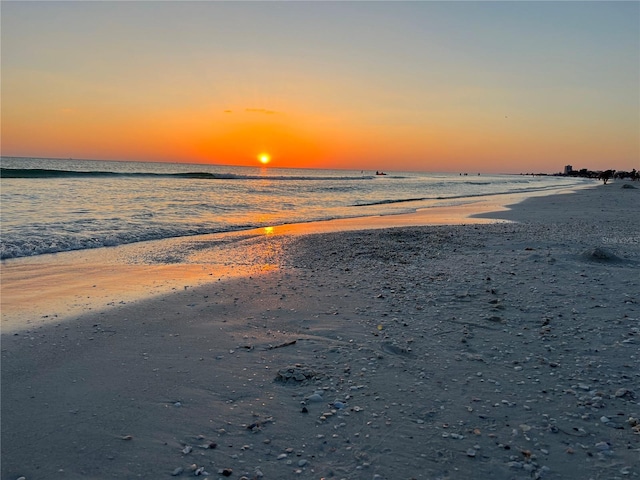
564,165,573,175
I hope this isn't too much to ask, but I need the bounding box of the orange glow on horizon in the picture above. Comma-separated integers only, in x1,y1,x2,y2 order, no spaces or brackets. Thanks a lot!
198,117,331,169
2,98,637,174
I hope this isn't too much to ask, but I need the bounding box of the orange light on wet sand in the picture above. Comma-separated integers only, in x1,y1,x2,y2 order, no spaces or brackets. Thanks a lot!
258,153,271,165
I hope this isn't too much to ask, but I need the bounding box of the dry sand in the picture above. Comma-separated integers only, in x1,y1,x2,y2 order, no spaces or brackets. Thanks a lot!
2,181,639,480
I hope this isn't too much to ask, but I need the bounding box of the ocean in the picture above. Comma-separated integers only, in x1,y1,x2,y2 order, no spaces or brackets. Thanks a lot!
0,157,589,260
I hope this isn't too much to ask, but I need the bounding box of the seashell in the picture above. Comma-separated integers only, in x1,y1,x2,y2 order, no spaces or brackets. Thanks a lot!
615,388,635,399
306,393,323,403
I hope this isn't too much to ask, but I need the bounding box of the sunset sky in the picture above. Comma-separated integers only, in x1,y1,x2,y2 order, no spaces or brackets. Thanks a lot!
2,1,638,173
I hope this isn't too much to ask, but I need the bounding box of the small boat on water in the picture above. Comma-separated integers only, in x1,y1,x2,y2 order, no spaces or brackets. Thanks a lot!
375,170,387,176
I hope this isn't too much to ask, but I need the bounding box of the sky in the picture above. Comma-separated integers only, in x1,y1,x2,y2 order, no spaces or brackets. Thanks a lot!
2,1,638,173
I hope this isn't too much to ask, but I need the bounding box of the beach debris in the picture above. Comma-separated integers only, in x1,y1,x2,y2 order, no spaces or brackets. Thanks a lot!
486,315,504,323
614,388,635,399
121,435,133,441
275,365,321,383
194,466,208,476
171,467,184,476
245,416,274,431
380,341,412,356
628,417,640,434
581,247,621,262
182,445,192,454
306,392,324,403
266,339,297,350
220,468,233,477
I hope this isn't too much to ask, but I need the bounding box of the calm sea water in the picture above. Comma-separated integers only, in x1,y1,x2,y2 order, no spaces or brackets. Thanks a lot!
0,157,589,260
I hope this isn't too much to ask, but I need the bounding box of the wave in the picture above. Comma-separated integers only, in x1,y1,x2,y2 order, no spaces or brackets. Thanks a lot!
350,182,582,208
0,212,362,260
0,224,257,260
0,168,369,182
353,197,427,207
1,168,122,178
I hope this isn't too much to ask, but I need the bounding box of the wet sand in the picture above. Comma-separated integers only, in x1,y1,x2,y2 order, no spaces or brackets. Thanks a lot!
1,188,578,332
2,181,639,479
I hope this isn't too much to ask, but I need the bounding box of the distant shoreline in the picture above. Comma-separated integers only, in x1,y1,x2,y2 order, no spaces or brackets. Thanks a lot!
4,155,636,177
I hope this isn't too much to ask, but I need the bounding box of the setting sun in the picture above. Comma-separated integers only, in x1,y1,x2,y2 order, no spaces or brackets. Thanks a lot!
258,153,271,165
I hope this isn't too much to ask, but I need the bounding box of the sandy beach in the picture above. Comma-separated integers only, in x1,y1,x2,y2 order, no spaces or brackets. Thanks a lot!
2,182,639,479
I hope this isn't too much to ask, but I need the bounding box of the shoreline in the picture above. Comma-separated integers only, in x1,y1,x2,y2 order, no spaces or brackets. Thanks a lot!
1,184,592,333
2,181,639,479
